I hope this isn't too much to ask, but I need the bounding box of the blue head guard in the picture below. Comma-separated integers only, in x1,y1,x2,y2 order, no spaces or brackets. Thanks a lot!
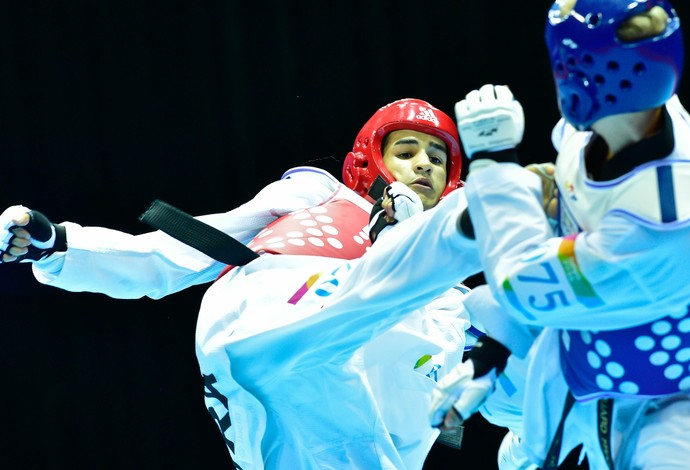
545,0,684,130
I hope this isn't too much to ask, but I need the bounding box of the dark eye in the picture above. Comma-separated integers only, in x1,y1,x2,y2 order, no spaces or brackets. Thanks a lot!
396,152,413,159
430,156,444,165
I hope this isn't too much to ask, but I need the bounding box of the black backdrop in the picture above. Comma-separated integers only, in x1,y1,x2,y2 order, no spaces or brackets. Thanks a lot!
2,1,689,469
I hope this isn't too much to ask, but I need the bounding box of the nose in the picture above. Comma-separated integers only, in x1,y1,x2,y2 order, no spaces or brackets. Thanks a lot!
414,151,433,174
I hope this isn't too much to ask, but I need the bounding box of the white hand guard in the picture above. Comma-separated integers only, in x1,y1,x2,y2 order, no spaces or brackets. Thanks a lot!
455,84,525,159
429,359,497,427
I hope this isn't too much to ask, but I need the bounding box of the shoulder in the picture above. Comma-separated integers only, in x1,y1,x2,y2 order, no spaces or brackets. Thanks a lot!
666,94,690,122
551,117,590,155
281,166,340,185
609,159,690,228
668,95,690,145
272,166,343,199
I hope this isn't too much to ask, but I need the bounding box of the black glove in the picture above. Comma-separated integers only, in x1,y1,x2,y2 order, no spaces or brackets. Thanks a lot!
368,182,423,243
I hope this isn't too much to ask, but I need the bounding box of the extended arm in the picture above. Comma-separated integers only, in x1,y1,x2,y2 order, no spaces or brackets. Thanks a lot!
1,167,341,299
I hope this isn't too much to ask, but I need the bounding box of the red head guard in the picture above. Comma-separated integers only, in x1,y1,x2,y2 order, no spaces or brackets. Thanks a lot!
342,98,463,203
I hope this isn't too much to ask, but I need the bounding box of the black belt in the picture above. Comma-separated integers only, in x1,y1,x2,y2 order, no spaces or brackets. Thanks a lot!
542,391,614,469
139,199,258,266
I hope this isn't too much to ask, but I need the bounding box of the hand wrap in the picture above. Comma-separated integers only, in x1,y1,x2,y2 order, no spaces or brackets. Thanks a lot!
368,182,423,243
429,336,510,427
0,206,66,263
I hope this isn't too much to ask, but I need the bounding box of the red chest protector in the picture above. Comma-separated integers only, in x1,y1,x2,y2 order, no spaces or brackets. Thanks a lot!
248,199,371,258
217,187,372,280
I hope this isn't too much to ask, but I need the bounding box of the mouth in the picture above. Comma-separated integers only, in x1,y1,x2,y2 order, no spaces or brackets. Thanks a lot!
410,178,433,191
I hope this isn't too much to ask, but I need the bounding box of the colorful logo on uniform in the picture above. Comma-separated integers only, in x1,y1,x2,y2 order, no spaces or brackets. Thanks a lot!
414,354,441,381
287,263,353,305
565,181,577,201
287,272,323,305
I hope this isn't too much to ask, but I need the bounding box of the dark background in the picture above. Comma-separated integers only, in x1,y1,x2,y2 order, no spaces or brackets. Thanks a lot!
1,1,689,468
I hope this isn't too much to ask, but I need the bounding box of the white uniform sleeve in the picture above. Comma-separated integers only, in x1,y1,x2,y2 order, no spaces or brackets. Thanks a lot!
463,285,540,358
464,162,690,330
32,167,339,299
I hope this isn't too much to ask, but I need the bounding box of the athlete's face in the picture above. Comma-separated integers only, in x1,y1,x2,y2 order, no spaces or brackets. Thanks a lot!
382,130,448,210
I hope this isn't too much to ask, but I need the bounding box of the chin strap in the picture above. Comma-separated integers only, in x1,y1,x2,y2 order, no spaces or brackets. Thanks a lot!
368,175,389,201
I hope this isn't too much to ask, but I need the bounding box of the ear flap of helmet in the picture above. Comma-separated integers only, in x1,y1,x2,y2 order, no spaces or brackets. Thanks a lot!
343,151,390,203
342,151,370,200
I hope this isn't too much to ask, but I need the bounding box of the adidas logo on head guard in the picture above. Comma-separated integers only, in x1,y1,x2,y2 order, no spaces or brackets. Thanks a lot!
415,108,440,126
342,98,463,203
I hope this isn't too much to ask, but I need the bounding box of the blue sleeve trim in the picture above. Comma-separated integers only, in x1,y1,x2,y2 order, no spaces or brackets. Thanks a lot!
453,283,471,295
467,325,486,338
281,166,339,183
657,165,677,223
